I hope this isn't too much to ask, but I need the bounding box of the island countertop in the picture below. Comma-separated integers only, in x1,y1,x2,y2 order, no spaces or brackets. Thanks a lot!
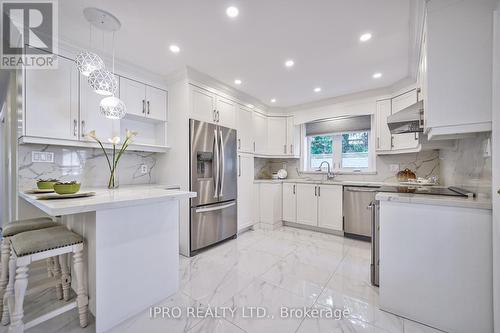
375,192,492,210
19,184,196,216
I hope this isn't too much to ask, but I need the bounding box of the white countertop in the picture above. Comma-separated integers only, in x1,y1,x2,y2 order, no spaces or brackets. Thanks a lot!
254,178,402,186
375,192,492,210
19,184,196,216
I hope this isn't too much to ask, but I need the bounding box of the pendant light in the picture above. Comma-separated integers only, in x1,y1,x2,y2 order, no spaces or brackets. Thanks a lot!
79,8,126,119
75,24,104,76
88,68,118,96
76,50,104,77
100,32,126,119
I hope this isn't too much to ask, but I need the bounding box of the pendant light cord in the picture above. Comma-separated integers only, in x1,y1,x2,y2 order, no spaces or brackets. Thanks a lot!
112,31,115,75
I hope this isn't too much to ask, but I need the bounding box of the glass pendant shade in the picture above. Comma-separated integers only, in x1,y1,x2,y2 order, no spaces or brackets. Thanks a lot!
100,96,126,119
88,69,118,96
75,51,104,76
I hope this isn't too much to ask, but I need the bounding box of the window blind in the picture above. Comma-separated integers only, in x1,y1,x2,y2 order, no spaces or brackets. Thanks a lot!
305,115,371,136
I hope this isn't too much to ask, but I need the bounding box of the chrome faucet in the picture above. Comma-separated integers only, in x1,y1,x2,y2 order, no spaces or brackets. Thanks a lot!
317,161,335,180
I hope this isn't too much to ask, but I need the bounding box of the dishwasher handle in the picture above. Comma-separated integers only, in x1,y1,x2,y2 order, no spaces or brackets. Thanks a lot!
344,187,380,192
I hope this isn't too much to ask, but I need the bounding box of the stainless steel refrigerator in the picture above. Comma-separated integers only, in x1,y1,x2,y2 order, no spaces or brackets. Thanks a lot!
189,119,237,255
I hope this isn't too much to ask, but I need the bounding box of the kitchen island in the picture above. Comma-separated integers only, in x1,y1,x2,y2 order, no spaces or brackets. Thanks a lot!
376,192,493,333
19,185,196,333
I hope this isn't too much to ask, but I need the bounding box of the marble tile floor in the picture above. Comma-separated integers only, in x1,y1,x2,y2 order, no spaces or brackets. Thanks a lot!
1,226,444,333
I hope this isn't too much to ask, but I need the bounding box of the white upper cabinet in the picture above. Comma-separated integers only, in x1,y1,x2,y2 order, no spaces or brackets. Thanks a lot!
189,85,235,128
282,183,297,223
119,77,146,117
120,77,167,121
80,76,118,141
391,90,419,150
376,89,420,154
287,117,301,157
146,85,167,121
21,51,168,151
190,85,215,123
215,96,236,129
267,116,288,155
237,105,254,153
295,183,318,226
253,111,268,154
25,54,78,140
317,185,343,231
424,0,494,139
376,99,392,152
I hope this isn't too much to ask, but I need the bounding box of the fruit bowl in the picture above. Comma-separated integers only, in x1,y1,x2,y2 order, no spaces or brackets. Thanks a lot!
36,179,59,190
53,182,81,195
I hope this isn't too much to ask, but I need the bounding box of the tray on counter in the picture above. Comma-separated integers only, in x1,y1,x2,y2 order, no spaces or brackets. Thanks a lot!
36,192,96,200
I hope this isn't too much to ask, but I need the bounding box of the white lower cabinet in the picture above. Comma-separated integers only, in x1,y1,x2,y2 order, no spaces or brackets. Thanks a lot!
237,154,255,231
317,185,343,230
285,182,343,231
295,183,318,226
259,183,282,224
282,183,297,222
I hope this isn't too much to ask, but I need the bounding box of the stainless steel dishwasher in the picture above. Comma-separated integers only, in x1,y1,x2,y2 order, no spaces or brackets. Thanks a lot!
343,186,379,241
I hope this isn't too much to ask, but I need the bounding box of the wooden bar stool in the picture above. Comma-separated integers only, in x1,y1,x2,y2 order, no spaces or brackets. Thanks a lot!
0,218,57,323
6,226,88,333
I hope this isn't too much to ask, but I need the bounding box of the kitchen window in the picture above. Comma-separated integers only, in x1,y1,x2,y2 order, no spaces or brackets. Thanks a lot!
304,115,374,173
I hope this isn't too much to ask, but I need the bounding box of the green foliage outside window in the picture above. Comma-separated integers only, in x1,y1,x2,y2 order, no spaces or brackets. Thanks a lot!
310,136,333,154
342,132,368,153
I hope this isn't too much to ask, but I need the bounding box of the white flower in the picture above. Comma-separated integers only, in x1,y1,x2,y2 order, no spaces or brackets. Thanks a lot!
87,130,97,140
125,129,138,139
108,136,121,145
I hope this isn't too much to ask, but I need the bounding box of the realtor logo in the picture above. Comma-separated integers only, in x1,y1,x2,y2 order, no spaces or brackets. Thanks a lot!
1,0,58,69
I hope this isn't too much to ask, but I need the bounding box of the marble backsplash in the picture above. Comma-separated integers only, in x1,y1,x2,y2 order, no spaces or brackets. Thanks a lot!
255,150,440,183
18,144,158,189
439,133,492,197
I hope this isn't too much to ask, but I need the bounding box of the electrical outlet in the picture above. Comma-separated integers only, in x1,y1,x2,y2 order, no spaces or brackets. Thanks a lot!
390,164,400,172
140,164,148,174
32,151,54,163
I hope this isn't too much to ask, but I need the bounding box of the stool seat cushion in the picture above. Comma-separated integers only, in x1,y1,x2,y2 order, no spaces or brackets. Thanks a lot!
3,217,56,237
11,226,83,257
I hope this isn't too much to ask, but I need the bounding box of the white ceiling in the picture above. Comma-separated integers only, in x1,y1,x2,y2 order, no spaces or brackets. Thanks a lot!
59,0,412,108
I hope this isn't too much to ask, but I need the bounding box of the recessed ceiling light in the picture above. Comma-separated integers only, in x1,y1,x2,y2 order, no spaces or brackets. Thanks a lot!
169,44,180,53
314,87,322,93
226,6,239,18
285,59,295,68
234,79,242,85
270,98,276,103
359,33,372,42
372,72,382,79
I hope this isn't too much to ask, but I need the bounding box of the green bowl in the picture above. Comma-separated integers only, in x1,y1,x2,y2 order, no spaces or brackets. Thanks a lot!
53,183,81,195
37,181,58,190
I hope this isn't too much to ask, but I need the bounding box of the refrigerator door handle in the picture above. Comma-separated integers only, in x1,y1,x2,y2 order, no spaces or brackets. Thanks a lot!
219,129,225,196
213,128,219,198
195,201,235,213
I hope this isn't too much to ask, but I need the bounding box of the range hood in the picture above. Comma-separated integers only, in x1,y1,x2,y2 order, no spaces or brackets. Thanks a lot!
387,100,424,134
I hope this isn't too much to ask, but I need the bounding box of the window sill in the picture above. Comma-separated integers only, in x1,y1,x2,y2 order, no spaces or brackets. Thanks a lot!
300,170,377,175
